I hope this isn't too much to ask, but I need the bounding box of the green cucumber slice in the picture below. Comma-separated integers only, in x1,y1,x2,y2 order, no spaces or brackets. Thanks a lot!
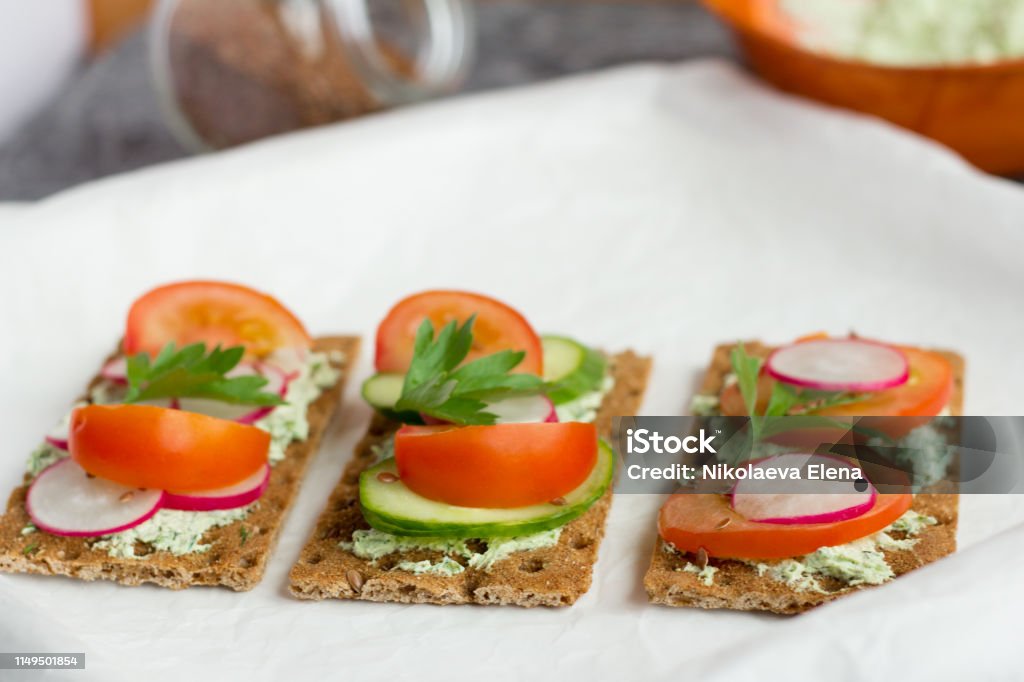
541,336,607,405
359,440,614,538
361,373,423,423
362,373,403,409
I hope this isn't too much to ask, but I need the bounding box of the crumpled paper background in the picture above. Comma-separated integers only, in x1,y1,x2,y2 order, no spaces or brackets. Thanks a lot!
1,60,1022,681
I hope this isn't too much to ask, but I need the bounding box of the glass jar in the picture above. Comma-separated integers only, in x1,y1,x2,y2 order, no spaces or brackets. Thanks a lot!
149,0,475,151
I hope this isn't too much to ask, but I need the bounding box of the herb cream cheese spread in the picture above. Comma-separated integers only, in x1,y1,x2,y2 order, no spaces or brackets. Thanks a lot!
782,0,1024,65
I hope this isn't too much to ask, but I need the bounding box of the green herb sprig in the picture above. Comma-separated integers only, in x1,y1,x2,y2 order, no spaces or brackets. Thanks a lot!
124,342,285,407
393,316,544,425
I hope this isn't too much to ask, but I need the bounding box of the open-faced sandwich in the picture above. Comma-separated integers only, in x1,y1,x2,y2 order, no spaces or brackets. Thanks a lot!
644,334,963,614
290,290,651,606
0,280,358,590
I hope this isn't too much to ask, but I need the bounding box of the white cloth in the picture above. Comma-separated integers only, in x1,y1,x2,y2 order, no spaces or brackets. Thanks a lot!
1,61,1022,682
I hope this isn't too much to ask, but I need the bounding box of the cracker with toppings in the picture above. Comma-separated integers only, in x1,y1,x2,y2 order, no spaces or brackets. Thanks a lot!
643,342,963,615
0,336,359,591
289,350,651,607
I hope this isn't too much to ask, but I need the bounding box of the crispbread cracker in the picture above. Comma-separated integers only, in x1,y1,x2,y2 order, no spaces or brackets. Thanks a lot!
644,341,963,615
289,350,652,607
0,336,359,591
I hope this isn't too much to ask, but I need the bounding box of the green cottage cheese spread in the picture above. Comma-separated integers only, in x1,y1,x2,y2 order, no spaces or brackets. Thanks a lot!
782,0,1024,65
395,557,466,577
555,373,615,423
869,422,953,488
665,510,935,590
682,561,718,586
660,543,720,586
751,510,937,592
256,350,342,464
467,530,561,571
26,442,66,478
27,350,343,559
342,529,471,561
92,506,253,558
344,527,562,574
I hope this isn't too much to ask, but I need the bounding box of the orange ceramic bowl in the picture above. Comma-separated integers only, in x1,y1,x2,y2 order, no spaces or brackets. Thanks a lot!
704,0,1024,175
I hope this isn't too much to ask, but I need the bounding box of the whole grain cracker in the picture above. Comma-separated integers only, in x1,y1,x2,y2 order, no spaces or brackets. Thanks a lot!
643,342,964,615
0,336,359,591
289,350,652,607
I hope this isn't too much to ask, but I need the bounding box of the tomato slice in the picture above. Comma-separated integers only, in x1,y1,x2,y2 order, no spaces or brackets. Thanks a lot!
394,423,597,508
658,491,912,560
123,280,311,359
69,404,270,492
375,290,543,375
720,346,953,418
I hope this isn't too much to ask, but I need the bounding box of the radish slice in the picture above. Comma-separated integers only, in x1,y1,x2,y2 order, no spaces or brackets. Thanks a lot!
44,435,69,451
44,412,73,450
163,463,270,511
262,346,309,379
731,453,876,525
176,363,289,424
100,357,128,384
766,339,909,392
27,459,164,537
421,394,558,425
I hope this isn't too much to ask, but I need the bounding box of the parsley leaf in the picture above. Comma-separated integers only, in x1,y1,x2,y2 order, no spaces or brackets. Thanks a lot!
730,344,762,418
123,342,285,406
393,316,544,425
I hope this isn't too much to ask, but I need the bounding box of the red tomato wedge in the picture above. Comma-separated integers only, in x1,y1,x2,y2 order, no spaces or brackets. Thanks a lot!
69,404,270,492
658,491,912,560
123,280,311,359
720,346,953,418
375,290,543,375
394,423,597,508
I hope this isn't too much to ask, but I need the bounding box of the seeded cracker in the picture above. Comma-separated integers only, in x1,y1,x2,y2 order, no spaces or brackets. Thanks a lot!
0,337,359,591
289,350,652,607
643,342,963,615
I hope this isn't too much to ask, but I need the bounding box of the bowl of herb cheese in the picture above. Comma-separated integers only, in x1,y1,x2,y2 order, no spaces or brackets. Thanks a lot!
704,0,1024,175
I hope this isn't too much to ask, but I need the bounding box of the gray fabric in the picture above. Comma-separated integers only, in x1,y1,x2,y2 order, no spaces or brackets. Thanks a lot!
0,1,732,201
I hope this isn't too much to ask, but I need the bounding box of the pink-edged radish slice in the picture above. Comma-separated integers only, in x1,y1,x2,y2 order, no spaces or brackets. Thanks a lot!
26,458,164,537
44,414,72,450
163,463,270,512
731,453,876,525
100,357,129,384
44,435,69,451
262,346,309,379
176,363,289,424
421,394,558,425
766,339,909,392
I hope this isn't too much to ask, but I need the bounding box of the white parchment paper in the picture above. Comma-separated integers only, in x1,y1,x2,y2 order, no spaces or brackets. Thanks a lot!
1,61,1022,682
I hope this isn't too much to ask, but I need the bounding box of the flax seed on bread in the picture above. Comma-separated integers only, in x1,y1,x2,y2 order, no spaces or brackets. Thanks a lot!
289,350,652,607
0,336,359,591
643,342,963,615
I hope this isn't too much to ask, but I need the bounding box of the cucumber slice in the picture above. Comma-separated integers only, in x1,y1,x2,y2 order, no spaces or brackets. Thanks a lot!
359,440,614,538
541,336,607,405
361,373,423,423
